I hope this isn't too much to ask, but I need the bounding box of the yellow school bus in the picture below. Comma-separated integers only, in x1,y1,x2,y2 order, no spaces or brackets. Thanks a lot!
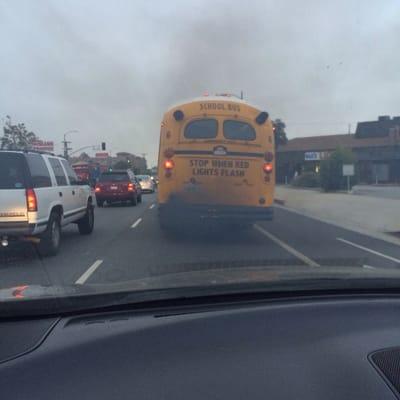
157,94,275,228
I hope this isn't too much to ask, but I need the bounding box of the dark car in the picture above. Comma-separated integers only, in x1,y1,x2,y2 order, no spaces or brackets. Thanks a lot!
95,170,142,207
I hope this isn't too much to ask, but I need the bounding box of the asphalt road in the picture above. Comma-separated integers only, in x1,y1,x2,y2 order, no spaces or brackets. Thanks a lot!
1,192,400,290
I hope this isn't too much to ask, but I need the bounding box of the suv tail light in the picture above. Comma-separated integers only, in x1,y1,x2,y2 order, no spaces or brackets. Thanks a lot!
263,162,273,174
95,185,101,193
127,183,135,192
26,189,38,212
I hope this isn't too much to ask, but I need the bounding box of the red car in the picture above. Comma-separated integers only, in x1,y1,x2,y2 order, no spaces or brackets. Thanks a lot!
95,170,142,207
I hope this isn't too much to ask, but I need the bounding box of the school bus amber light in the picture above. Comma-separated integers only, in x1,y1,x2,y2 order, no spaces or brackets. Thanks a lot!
173,110,184,121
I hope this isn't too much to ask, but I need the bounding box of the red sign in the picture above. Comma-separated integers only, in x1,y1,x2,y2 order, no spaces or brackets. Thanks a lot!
31,140,54,152
95,152,109,159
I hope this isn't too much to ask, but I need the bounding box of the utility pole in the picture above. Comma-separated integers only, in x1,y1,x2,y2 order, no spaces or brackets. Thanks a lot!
348,123,351,134
141,153,148,173
62,130,78,160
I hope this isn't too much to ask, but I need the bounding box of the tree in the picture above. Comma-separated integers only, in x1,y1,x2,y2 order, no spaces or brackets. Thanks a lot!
273,119,288,147
320,147,355,192
1,116,37,150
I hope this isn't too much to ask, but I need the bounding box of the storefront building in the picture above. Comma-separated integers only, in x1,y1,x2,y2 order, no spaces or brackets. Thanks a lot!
276,116,400,184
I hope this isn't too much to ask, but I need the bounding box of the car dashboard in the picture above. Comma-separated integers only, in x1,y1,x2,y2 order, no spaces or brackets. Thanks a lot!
1,295,400,399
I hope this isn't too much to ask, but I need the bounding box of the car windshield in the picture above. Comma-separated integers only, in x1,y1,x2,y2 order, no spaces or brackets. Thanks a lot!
1,1,400,316
98,173,129,182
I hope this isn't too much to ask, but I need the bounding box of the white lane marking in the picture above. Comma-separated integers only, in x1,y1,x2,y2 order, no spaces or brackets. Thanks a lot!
131,218,142,228
337,238,400,264
254,224,320,267
363,265,376,270
149,204,155,209
75,260,103,285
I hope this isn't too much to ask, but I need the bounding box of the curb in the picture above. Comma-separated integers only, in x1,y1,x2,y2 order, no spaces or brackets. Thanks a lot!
274,198,285,206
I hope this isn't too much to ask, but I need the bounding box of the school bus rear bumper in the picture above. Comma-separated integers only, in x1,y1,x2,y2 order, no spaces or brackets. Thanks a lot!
159,202,273,222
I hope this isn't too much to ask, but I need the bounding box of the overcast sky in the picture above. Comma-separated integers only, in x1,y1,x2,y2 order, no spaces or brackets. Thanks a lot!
0,0,399,165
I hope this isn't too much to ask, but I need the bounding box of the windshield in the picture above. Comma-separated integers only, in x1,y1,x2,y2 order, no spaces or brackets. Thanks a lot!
136,175,150,181
1,1,400,316
184,119,218,139
0,153,26,189
98,173,129,182
223,120,256,141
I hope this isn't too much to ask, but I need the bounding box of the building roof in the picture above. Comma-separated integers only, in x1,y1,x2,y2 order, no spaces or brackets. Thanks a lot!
277,132,400,153
356,116,400,138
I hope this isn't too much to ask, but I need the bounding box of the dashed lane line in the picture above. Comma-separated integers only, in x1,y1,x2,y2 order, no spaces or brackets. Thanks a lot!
75,260,104,285
337,238,400,264
131,218,142,228
254,224,320,267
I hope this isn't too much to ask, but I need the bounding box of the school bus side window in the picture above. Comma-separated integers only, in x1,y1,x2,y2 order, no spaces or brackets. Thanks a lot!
223,120,256,141
184,119,218,139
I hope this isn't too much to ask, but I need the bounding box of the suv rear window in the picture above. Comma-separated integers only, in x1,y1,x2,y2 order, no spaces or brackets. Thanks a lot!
0,153,26,189
184,119,218,139
25,153,52,188
99,173,129,182
223,120,256,141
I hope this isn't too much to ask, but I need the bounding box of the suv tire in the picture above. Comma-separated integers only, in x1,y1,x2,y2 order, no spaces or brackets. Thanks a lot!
37,212,61,257
78,204,95,235
97,199,104,207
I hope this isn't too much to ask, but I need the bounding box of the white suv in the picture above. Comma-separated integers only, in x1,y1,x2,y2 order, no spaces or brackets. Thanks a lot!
0,150,94,256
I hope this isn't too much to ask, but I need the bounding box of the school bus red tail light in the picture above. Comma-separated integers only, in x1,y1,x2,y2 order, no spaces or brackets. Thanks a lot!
164,159,175,170
263,162,273,173
26,189,37,212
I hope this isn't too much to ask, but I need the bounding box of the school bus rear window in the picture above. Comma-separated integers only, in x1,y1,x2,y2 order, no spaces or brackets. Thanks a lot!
223,120,256,141
184,119,218,139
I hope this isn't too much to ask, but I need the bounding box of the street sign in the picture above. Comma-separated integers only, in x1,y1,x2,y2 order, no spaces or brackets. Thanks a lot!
95,152,109,159
343,164,355,176
343,164,355,193
305,151,330,161
31,140,54,152
305,152,319,161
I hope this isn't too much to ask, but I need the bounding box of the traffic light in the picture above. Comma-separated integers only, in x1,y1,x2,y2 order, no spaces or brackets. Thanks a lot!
101,142,106,151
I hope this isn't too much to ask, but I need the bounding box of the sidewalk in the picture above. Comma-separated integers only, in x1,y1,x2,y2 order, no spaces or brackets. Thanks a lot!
351,184,400,200
275,185,400,242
